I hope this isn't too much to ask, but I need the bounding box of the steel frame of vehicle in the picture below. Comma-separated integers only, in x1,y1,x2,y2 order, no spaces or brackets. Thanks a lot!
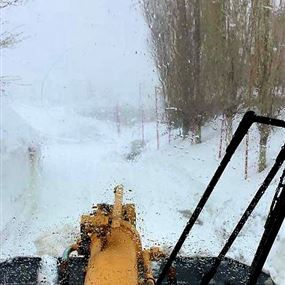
157,111,285,285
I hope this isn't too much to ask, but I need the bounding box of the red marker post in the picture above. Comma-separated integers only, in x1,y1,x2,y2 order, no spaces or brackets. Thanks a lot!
115,102,121,136
155,87,160,150
218,114,225,158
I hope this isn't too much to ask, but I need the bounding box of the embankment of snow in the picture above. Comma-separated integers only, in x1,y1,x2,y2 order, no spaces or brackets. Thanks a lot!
1,103,284,283
1,99,40,232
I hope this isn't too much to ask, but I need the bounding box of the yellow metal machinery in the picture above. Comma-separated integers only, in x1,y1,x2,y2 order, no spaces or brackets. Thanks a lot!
66,185,164,285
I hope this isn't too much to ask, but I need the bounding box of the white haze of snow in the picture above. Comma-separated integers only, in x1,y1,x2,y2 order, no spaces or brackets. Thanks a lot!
37,255,58,284
1,1,285,285
1,101,285,284
2,0,157,108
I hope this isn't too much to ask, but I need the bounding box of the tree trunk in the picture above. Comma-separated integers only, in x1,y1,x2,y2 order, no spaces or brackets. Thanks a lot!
194,121,202,144
225,114,233,146
182,116,190,138
258,126,270,172
193,118,203,144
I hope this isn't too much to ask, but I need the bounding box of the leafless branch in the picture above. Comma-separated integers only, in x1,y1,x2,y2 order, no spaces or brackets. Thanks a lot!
0,0,22,9
0,31,23,49
0,75,21,93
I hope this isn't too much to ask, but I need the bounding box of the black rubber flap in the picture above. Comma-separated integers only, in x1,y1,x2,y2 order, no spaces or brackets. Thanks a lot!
154,256,275,285
57,256,86,285
0,257,41,285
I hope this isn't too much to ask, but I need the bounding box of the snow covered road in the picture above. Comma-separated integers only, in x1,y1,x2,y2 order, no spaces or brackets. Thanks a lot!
1,104,285,283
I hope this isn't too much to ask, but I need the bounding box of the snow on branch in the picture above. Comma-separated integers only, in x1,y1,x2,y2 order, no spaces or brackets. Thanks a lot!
0,0,22,9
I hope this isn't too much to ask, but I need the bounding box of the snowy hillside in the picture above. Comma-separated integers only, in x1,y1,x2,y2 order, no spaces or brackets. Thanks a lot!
1,103,285,284
1,98,40,232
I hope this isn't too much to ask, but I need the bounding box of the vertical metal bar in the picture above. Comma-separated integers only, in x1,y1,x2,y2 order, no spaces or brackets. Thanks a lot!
139,83,145,145
201,146,285,285
116,102,121,136
141,106,145,146
156,111,256,285
155,87,160,150
247,169,285,285
245,131,249,180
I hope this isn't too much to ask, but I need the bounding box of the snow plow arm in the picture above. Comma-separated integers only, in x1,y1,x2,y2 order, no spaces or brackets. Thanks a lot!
58,185,164,285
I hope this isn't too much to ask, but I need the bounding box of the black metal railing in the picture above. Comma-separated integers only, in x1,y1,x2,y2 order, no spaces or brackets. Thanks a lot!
156,111,285,285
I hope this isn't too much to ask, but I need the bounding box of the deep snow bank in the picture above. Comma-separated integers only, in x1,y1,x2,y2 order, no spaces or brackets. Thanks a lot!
1,103,285,283
1,99,40,233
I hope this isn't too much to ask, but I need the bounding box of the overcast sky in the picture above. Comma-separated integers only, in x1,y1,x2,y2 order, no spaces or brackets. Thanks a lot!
2,0,157,107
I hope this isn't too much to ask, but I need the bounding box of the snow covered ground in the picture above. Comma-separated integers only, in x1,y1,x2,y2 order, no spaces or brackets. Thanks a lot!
1,102,285,284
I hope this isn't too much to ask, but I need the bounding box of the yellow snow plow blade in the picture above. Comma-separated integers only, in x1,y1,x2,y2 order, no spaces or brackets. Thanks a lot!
72,185,163,285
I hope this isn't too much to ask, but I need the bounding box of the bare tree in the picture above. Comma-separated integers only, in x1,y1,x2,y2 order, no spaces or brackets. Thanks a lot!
143,0,210,140
248,0,285,172
0,0,23,92
0,0,23,49
0,0,21,9
143,0,285,163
